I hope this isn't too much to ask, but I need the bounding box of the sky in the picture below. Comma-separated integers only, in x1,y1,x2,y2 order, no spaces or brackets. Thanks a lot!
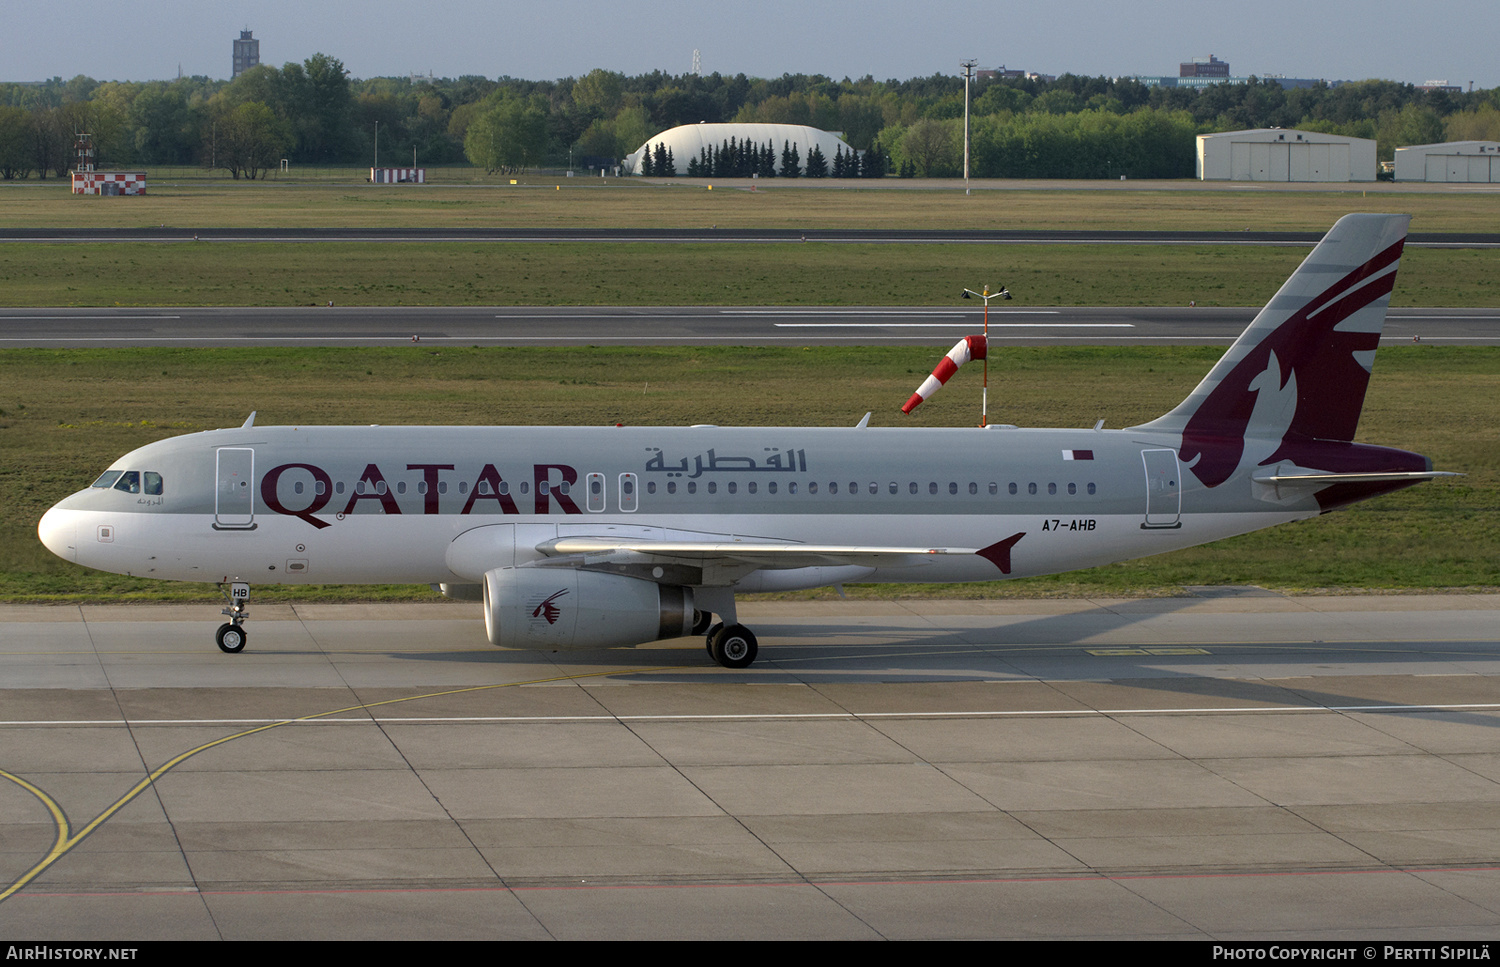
4,0,1496,90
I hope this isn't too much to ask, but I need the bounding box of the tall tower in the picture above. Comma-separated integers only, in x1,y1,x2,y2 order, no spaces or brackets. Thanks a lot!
232,30,260,78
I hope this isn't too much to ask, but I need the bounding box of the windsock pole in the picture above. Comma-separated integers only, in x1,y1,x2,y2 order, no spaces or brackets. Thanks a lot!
981,285,990,426
961,284,1010,426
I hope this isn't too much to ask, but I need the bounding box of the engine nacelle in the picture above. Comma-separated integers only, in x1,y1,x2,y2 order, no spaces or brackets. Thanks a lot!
482,567,694,651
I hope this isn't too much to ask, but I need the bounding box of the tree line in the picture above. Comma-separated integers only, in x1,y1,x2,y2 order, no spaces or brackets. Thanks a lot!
2,63,1496,180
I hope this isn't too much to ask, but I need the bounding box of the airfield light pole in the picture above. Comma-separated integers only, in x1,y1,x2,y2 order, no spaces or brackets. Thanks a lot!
962,284,1011,426
961,59,977,195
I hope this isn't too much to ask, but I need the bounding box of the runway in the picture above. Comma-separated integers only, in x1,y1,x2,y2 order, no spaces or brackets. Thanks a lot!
3,592,1498,939
3,305,1499,347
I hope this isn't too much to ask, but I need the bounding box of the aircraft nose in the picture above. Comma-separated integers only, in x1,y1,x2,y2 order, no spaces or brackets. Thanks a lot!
38,506,78,563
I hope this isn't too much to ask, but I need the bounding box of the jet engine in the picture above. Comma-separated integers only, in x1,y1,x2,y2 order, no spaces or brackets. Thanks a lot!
482,567,694,650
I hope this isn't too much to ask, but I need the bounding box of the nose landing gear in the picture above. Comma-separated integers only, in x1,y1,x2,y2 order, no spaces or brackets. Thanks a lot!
215,581,250,653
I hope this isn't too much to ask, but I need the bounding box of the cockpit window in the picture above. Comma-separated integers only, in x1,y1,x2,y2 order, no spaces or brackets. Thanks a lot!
91,469,164,495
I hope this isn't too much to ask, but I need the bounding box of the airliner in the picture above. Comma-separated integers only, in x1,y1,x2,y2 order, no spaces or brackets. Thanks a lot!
37,214,1451,667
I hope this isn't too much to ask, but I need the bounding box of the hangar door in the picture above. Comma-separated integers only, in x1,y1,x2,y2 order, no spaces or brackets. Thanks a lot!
1233,142,1347,182
1425,154,1497,183
1239,143,1290,181
1230,139,1350,181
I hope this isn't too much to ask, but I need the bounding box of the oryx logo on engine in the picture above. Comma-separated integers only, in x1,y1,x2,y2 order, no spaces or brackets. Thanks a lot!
531,589,569,625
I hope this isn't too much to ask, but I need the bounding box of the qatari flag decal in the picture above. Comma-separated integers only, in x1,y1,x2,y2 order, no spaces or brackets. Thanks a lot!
1062,449,1094,461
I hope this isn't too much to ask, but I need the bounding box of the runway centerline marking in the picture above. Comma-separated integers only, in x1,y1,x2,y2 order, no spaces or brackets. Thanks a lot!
773,322,1132,329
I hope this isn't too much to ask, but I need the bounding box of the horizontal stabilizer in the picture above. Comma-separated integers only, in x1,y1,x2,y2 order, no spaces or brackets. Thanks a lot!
1252,471,1461,486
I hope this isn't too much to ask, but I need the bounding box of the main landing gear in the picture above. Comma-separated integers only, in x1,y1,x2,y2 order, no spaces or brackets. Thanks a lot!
698,615,759,669
215,581,250,653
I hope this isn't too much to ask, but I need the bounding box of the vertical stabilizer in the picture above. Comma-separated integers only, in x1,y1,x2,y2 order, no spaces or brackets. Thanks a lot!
1131,213,1410,488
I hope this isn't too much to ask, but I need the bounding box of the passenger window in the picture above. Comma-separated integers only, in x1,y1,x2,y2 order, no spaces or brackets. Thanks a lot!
969,482,978,495
1028,482,1037,495
1048,482,1057,495
928,482,938,495
1088,483,1096,495
707,482,716,494
1009,482,1018,495
888,482,897,495
748,482,757,494
768,482,777,495
667,481,676,494
910,482,919,495
989,483,998,495
728,482,737,495
1067,483,1076,495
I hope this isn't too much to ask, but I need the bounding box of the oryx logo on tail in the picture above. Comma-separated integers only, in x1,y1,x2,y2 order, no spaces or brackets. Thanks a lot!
1132,214,1412,489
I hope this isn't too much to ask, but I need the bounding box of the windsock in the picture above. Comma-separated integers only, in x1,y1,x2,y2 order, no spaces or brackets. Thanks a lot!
902,335,986,414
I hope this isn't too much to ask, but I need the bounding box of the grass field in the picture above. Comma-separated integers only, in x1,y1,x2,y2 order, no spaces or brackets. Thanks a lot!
4,180,1497,307
3,178,1500,232
1,242,1496,308
3,345,1495,602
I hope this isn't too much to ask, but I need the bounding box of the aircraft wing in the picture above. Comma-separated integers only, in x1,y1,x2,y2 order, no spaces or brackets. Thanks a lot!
535,536,970,570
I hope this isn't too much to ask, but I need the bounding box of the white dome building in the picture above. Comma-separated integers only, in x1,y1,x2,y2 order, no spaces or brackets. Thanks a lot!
626,122,855,176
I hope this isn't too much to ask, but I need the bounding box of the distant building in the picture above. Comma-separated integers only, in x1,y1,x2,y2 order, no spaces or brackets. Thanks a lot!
1394,141,1500,182
232,30,259,79
625,123,855,176
976,66,1027,81
1197,128,1376,182
1181,55,1230,78
1416,80,1463,92
1131,74,1336,91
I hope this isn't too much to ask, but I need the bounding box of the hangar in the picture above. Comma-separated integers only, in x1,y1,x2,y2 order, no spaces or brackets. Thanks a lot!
1197,129,1376,182
1393,141,1500,182
625,122,855,176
